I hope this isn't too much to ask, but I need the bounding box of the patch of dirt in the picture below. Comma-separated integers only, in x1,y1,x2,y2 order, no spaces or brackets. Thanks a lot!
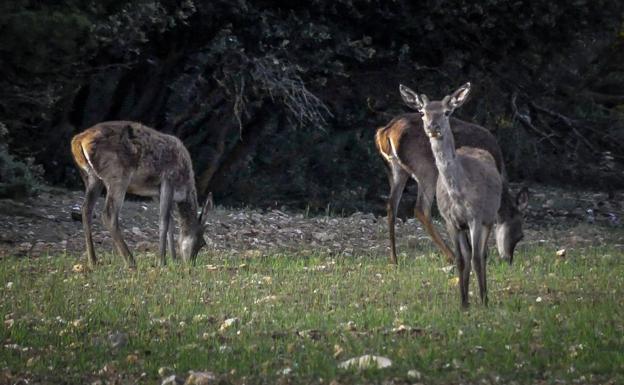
0,185,622,260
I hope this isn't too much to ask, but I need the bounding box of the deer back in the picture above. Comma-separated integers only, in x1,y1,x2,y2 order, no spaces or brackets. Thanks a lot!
71,121,195,199
377,114,505,178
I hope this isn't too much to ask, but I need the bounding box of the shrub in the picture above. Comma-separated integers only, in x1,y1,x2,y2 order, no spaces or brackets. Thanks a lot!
0,123,43,198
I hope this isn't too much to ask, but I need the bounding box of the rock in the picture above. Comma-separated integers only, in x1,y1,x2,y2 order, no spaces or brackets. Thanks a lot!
184,371,216,385
338,355,392,369
162,374,185,385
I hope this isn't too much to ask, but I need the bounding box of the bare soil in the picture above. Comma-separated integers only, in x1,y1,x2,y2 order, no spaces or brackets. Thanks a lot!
0,185,622,260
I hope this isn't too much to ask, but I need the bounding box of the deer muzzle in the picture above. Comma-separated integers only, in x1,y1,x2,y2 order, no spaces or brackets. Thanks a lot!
427,129,442,139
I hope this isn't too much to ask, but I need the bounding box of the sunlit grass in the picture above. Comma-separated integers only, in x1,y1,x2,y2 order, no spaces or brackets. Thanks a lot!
0,245,623,384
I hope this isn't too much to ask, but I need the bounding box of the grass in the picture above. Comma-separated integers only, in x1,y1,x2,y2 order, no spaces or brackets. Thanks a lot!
0,245,623,384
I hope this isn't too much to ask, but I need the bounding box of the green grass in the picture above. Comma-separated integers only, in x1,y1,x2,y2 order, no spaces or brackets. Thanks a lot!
0,246,623,384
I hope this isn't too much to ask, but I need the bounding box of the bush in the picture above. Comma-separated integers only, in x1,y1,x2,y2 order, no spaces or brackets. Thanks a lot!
0,123,43,198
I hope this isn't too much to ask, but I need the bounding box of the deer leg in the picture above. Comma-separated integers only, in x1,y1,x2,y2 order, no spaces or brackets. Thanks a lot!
386,163,409,265
458,231,472,308
102,181,135,269
414,181,455,263
158,180,174,266
82,175,104,267
448,225,469,308
475,224,492,306
470,222,488,306
167,214,176,261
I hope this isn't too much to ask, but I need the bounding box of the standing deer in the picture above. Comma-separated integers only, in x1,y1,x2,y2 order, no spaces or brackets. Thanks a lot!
375,91,527,266
401,82,501,306
71,121,212,268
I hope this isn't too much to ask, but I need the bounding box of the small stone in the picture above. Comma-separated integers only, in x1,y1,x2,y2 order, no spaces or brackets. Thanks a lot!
219,318,239,332
131,227,144,237
333,344,344,358
158,367,174,377
440,265,455,274
70,210,82,222
161,374,185,385
254,295,278,304
126,354,139,364
338,355,392,369
184,371,216,385
26,356,39,367
343,321,356,331
407,369,422,379
313,232,336,242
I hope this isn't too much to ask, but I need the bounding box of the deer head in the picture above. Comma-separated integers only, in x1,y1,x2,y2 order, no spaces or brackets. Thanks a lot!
399,82,471,140
496,187,529,264
180,193,214,262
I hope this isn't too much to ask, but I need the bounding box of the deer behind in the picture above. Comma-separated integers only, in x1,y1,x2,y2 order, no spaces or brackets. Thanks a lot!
71,121,212,268
375,96,527,265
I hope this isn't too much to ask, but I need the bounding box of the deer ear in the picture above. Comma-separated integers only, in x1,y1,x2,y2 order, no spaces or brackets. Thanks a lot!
199,192,214,225
446,82,471,110
516,187,529,212
399,84,426,112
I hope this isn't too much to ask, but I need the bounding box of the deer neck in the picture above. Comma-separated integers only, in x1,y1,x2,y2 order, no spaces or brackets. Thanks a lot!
176,189,200,237
496,182,516,222
429,129,467,201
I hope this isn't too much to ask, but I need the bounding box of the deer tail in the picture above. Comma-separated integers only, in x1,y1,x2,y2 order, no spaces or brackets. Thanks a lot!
71,135,89,172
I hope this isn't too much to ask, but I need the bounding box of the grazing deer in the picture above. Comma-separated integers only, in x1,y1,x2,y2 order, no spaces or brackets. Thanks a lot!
375,93,528,266
401,82,502,306
71,121,212,268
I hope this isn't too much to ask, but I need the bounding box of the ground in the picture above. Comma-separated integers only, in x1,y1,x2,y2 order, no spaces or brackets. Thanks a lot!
0,185,622,261
0,185,623,385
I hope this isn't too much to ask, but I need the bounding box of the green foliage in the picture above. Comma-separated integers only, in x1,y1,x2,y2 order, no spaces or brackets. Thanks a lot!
0,123,43,198
1,245,623,383
0,6,93,75
1,0,623,206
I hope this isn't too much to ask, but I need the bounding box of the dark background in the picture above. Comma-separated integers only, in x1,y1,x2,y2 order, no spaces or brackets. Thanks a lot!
1,0,623,213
